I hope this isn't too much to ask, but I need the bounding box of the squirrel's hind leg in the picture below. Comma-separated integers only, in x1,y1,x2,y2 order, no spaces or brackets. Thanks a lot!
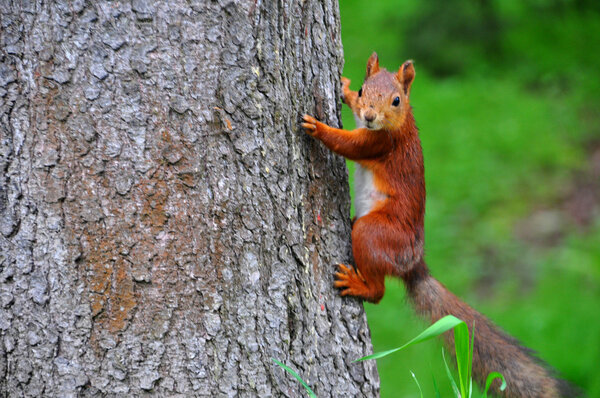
341,211,419,303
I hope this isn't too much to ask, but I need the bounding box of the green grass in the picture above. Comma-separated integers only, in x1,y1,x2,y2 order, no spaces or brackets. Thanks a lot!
271,358,317,398
357,315,506,398
339,1,600,397
274,316,506,398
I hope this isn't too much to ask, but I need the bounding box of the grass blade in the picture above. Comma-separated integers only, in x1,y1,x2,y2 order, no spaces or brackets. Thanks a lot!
355,315,464,362
483,371,507,397
432,374,442,398
442,349,460,398
453,320,470,397
410,371,423,398
271,358,317,398
468,323,475,398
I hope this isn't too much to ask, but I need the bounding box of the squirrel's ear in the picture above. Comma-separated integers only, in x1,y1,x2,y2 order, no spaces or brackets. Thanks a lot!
366,52,380,78
398,60,415,95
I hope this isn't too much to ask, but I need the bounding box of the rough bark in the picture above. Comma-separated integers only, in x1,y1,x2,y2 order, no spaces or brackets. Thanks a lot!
0,0,379,397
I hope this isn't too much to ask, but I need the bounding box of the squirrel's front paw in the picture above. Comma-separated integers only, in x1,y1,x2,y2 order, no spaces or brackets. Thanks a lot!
340,77,353,104
341,77,351,90
302,114,319,136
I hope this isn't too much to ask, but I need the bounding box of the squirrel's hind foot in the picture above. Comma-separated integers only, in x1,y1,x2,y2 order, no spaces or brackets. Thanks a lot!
334,264,384,304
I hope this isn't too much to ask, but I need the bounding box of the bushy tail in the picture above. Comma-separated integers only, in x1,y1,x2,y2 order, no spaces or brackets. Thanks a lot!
403,261,576,398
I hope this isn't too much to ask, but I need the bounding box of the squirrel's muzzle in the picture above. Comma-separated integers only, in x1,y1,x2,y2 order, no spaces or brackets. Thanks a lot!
364,111,376,123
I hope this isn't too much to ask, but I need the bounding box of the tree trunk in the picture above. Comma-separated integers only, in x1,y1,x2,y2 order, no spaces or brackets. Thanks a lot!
0,1,379,396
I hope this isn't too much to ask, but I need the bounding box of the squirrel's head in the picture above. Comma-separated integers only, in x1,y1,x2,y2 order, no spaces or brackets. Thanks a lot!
356,52,415,131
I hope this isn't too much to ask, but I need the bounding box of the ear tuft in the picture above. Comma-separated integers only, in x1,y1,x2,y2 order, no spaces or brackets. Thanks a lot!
398,60,415,95
366,52,380,78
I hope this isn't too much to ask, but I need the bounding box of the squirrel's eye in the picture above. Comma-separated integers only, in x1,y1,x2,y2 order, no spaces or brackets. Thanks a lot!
358,88,363,97
392,96,400,107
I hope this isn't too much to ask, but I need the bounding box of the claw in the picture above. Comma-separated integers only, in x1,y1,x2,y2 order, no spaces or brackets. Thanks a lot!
302,114,318,136
303,114,317,124
355,267,366,282
301,122,316,131
333,275,349,288
337,264,351,273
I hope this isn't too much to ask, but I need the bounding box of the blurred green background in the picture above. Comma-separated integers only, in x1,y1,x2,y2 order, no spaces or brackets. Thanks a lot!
338,0,600,396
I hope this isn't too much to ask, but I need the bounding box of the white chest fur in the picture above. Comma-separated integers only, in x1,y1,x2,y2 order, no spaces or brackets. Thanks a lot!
354,165,375,218
352,114,386,219
354,165,385,219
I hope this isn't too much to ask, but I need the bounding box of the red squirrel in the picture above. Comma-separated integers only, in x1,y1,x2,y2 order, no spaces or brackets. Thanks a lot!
302,53,575,398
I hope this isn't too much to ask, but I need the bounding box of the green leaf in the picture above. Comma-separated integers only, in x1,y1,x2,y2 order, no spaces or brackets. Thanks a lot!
410,371,423,398
469,377,473,398
355,315,464,362
432,374,442,398
468,323,475,398
483,371,507,398
442,349,460,398
271,358,317,398
453,320,470,397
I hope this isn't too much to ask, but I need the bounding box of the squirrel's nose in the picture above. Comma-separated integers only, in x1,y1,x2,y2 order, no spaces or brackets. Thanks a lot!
364,112,376,122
